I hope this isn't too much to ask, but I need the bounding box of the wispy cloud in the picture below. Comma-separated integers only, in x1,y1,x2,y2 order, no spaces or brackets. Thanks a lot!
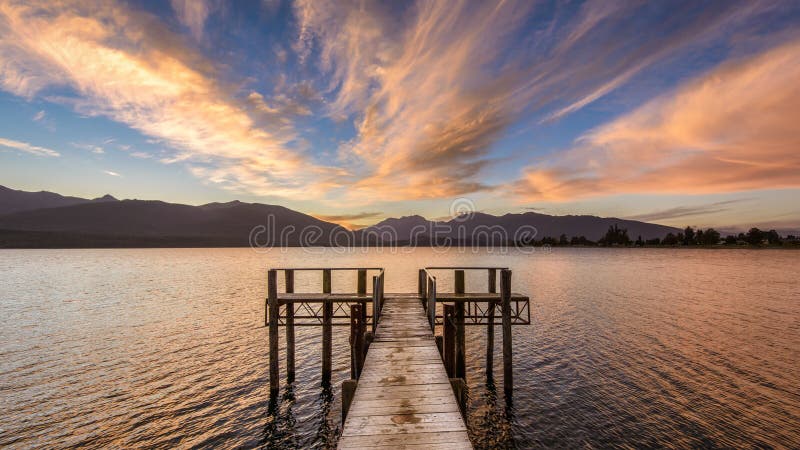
512,39,800,201
71,142,105,154
294,0,779,202
32,109,45,121
103,170,121,177
0,136,60,157
627,199,754,222
0,0,341,199
170,0,213,40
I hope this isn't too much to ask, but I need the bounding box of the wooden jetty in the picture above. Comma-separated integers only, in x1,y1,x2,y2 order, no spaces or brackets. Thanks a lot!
265,267,531,448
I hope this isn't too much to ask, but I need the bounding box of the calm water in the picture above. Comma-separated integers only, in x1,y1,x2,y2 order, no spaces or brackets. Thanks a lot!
1,248,798,448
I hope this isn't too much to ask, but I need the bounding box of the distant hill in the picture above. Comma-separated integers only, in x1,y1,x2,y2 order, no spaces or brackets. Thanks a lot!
0,185,680,247
360,211,679,242
0,185,116,215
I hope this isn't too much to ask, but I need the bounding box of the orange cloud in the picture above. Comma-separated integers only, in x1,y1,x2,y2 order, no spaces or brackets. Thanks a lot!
294,0,776,202
0,0,339,198
513,39,800,200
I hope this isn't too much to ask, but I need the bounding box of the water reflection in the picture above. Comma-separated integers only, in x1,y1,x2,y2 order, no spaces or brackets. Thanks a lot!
1,248,798,448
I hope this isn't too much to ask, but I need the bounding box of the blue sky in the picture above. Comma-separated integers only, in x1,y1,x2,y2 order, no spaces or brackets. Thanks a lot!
1,0,799,231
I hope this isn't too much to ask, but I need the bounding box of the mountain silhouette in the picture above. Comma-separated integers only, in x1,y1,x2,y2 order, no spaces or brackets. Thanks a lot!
0,185,679,247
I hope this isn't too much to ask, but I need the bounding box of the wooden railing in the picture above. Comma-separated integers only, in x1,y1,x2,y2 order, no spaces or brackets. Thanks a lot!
419,267,519,394
266,267,384,395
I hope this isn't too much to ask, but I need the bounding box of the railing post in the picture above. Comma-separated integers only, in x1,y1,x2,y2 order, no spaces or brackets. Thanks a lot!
486,268,496,379
350,304,365,379
372,276,379,334
357,269,367,295
453,270,466,380
443,303,456,378
427,277,436,332
285,270,295,383
455,301,466,380
501,269,513,396
322,298,332,385
418,269,427,307
454,269,465,295
322,269,332,294
268,269,279,396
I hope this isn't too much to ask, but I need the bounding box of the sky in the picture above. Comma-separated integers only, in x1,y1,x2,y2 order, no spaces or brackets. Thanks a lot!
0,0,799,232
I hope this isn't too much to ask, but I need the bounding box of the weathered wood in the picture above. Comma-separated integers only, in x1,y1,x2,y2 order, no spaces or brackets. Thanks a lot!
285,270,295,383
372,276,379,333
443,303,456,378
486,267,496,379
268,269,279,395
427,277,436,332
322,299,333,384
323,269,332,294
342,379,358,423
357,269,367,295
417,269,428,300
339,295,472,449
501,269,513,396
455,300,466,380
350,304,365,379
454,269,465,295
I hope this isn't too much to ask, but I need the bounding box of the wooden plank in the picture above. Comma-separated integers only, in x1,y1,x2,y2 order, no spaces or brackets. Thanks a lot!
339,295,472,449
338,431,472,448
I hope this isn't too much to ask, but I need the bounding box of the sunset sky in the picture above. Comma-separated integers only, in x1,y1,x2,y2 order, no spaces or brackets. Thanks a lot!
1,0,798,231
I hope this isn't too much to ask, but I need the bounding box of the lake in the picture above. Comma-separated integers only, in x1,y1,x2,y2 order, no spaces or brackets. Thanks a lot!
1,248,798,448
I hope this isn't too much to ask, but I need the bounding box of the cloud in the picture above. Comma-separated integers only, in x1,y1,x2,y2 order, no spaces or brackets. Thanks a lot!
626,199,753,222
170,0,213,40
71,142,105,154
103,170,121,177
32,109,45,121
0,0,338,199
512,39,800,201
294,0,777,201
0,136,60,156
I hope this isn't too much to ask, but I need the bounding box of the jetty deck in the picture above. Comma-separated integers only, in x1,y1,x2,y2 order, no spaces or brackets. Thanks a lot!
265,267,530,449
338,294,472,449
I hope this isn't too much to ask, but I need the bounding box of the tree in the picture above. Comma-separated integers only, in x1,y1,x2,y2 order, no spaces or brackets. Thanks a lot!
746,228,763,246
646,237,661,245
700,228,721,245
635,235,644,246
602,225,631,246
724,235,737,245
684,226,695,245
559,234,568,245
766,229,781,245
663,233,678,245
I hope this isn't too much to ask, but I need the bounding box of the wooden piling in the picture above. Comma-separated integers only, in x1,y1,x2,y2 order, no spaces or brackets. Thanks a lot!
322,300,333,385
372,276,379,333
357,269,366,295
501,269,513,395
455,269,465,294
453,270,466,380
443,303,456,378
427,277,436,332
285,270,295,383
455,302,466,380
350,304,365,379
341,379,358,423
322,269,332,294
268,269,279,395
418,269,426,307
486,268,496,379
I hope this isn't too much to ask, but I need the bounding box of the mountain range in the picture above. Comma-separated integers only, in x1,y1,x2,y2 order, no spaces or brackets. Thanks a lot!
0,185,679,248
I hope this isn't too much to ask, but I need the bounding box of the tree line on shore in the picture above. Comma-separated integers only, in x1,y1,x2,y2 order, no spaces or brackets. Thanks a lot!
524,226,800,247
